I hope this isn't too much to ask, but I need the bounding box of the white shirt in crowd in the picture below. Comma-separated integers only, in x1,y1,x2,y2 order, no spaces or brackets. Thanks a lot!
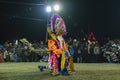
3,50,8,59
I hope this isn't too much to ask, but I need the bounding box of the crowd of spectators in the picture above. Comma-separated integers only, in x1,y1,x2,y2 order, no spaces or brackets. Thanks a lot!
101,40,120,63
0,38,120,63
0,40,48,63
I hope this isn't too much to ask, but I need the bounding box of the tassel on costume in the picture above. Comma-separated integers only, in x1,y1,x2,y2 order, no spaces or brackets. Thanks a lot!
69,56,75,72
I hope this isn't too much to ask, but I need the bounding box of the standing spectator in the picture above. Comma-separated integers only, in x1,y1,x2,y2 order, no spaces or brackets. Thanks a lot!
9,51,14,62
3,49,8,62
77,47,82,63
0,49,4,63
94,44,100,62
13,53,18,62
82,42,89,63
0,51,3,63
72,39,79,62
89,44,95,63
118,52,120,63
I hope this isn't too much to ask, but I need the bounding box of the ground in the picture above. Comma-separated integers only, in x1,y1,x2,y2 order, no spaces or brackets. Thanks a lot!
0,62,120,80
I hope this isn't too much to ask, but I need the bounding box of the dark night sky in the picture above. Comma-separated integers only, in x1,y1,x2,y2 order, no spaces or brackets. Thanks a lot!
0,0,120,43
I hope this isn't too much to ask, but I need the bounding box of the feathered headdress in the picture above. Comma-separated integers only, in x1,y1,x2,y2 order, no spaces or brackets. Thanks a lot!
50,14,67,35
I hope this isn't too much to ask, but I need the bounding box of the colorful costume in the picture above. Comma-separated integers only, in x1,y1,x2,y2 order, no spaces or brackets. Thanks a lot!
38,14,75,76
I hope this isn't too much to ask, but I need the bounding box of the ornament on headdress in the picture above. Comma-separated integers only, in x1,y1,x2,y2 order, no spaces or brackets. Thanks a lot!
51,14,60,33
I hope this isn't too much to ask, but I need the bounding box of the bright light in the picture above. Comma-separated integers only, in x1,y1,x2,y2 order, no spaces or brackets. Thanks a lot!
53,4,60,11
46,6,51,12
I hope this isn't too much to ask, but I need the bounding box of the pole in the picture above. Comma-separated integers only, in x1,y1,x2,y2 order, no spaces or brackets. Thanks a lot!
45,12,50,44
